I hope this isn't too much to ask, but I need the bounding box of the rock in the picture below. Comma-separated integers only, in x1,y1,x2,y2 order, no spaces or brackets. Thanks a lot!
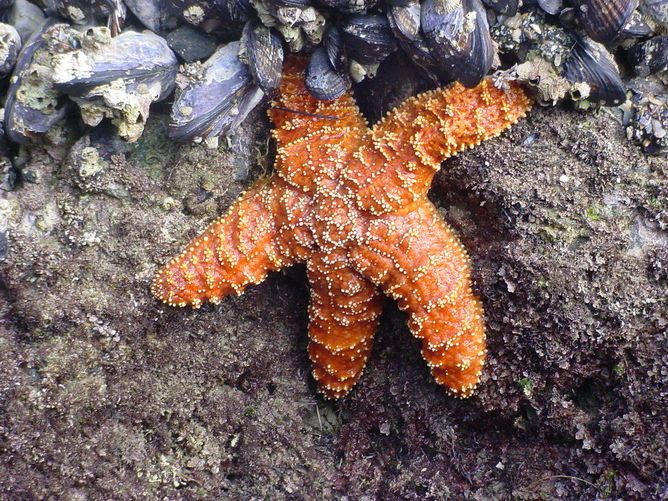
0,98,666,499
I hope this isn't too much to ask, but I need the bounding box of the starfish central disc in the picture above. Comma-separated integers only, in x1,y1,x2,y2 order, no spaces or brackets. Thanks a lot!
312,189,361,250
152,58,532,399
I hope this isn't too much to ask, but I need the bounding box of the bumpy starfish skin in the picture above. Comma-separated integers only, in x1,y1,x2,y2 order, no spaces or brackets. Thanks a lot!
152,58,532,399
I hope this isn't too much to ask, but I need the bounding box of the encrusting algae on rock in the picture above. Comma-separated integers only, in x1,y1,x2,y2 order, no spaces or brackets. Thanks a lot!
152,56,532,399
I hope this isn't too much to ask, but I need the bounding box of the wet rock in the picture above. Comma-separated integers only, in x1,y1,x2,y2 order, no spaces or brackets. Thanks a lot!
0,98,666,500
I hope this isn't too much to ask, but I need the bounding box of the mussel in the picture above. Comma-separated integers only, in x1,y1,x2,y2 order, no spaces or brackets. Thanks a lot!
239,18,283,93
218,0,254,24
165,25,218,62
571,0,635,43
168,0,217,26
0,21,20,78
387,1,440,80
482,0,519,16
169,41,264,142
562,36,626,106
4,20,74,144
54,0,126,35
315,0,378,13
5,0,46,43
0,0,658,152
305,45,351,100
387,1,421,42
168,0,251,31
255,0,326,51
640,0,668,26
533,0,564,16
421,0,494,87
341,14,397,66
52,28,179,142
123,0,171,32
323,25,347,74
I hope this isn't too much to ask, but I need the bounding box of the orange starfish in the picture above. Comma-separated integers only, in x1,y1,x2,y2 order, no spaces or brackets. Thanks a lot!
152,59,532,399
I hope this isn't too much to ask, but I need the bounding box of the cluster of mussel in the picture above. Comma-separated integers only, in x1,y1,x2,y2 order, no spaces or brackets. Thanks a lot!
489,0,668,155
0,0,665,161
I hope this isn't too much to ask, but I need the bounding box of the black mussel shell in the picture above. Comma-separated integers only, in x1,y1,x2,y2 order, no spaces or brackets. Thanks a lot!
240,19,283,93
5,0,46,43
620,11,653,38
48,28,179,142
562,36,626,106
315,0,348,10
124,0,170,32
532,0,564,15
482,0,519,16
341,14,398,66
397,36,440,80
4,20,70,144
0,22,21,78
421,0,494,87
306,46,351,100
168,0,217,26
169,41,264,141
315,0,377,13
627,36,668,77
0,0,13,11
165,25,218,62
52,30,178,98
571,0,635,43
166,0,249,35
33,1,56,15
463,0,493,86
387,1,421,42
387,3,440,80
267,0,312,8
54,0,126,34
385,0,415,6
215,0,253,24
421,0,466,55
323,26,347,73
640,0,668,27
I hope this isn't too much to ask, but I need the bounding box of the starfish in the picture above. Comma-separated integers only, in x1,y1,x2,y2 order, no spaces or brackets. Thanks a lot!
152,58,532,399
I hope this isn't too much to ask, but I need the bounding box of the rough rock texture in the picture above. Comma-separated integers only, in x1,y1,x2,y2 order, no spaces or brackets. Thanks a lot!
1,85,667,498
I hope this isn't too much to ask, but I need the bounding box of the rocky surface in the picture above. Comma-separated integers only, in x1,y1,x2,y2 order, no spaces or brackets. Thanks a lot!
1,82,667,498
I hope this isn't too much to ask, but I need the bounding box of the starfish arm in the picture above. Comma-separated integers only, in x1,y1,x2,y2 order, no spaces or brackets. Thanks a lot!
351,200,486,398
151,180,293,308
306,250,383,399
268,58,368,192
348,79,532,215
